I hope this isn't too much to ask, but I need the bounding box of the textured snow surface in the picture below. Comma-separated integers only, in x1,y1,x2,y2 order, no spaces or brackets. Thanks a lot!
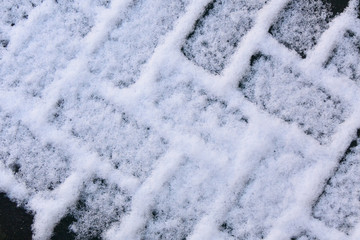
1,0,360,239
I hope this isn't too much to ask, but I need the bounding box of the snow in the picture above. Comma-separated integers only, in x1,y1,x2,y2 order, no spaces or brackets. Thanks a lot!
269,0,333,59
0,0,360,239
182,0,268,74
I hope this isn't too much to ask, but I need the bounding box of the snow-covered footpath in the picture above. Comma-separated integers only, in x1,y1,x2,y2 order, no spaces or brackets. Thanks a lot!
1,0,360,239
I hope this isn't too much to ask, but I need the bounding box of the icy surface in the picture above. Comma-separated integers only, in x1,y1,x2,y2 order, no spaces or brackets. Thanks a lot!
1,0,360,239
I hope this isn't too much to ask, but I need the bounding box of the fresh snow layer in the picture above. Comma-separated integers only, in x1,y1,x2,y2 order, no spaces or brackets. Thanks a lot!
0,0,360,239
182,0,268,74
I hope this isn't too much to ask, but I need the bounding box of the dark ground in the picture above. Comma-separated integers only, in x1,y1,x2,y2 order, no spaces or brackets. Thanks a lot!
0,193,33,240
0,193,79,240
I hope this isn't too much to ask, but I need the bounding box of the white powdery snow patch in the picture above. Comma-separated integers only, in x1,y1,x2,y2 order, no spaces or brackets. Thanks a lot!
87,0,190,88
0,0,108,98
0,110,71,192
239,53,349,144
313,134,360,235
324,29,360,84
182,0,268,74
1,0,360,239
269,0,333,58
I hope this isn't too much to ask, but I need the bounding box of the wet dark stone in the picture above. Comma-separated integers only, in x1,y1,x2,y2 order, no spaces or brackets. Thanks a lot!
322,0,349,16
249,52,268,67
151,209,159,221
51,215,77,240
0,192,103,240
0,193,33,240
349,139,358,148
219,221,234,234
9,163,21,174
1,40,9,48
290,231,318,240
184,0,216,41
22,13,29,20
51,213,101,240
